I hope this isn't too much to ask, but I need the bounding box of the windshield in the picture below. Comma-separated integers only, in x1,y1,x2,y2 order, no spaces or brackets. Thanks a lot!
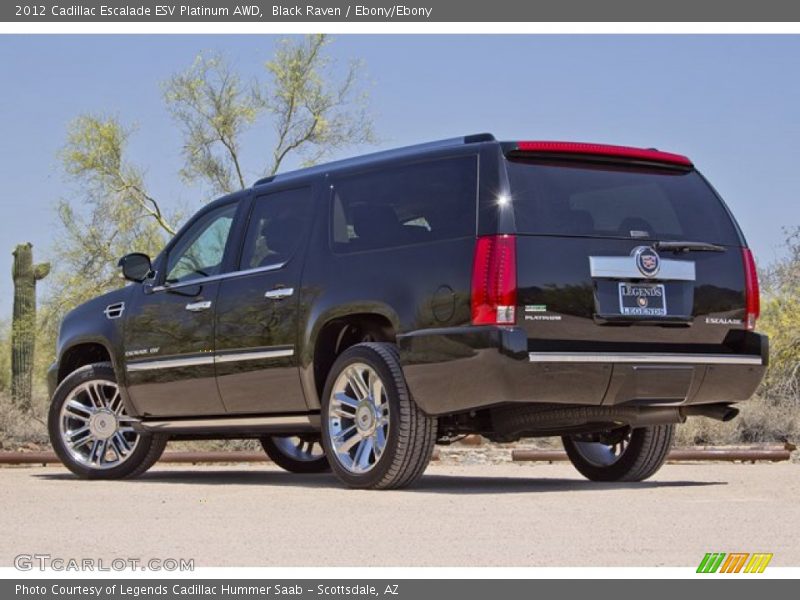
505,158,742,245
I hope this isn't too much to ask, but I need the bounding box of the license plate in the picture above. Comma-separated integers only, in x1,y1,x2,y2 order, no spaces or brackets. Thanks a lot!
618,282,667,316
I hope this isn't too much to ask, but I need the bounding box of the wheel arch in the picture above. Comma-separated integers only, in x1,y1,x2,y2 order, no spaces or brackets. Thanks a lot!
303,308,400,409
57,340,116,384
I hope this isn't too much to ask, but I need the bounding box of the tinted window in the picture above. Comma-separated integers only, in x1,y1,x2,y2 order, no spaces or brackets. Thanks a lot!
165,203,237,283
506,159,741,245
239,187,312,270
331,156,477,252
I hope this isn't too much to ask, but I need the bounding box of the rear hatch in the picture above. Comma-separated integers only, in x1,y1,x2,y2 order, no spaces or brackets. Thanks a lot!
502,142,755,354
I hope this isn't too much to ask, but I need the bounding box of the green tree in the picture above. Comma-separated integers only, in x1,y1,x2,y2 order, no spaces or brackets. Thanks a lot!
36,35,375,376
263,34,376,176
759,227,800,400
164,52,261,196
163,34,375,194
46,116,172,322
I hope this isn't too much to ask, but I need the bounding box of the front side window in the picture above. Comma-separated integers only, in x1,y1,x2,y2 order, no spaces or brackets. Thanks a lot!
331,156,478,253
239,187,312,270
165,203,237,284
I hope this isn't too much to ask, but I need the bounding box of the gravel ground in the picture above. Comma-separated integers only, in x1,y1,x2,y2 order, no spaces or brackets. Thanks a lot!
1,460,798,567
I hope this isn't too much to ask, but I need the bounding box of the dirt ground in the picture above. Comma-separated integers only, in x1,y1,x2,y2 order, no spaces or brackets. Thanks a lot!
1,461,798,567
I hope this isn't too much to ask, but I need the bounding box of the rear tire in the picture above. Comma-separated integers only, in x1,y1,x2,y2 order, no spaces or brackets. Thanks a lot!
260,435,330,473
320,343,436,489
562,425,674,482
48,363,167,479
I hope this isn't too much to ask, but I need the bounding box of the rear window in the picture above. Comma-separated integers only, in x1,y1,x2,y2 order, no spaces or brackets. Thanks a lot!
506,159,741,245
331,156,477,253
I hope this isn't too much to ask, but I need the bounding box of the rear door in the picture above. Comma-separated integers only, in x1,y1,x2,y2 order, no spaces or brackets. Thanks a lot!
214,185,315,414
505,155,747,352
503,154,753,405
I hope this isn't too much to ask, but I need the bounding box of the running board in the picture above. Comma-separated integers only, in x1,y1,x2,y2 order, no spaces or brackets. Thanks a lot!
133,414,320,435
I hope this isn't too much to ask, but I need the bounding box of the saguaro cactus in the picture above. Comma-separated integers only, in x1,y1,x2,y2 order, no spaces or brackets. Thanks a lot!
11,243,49,410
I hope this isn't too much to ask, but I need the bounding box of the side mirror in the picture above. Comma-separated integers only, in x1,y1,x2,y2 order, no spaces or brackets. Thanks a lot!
118,253,153,283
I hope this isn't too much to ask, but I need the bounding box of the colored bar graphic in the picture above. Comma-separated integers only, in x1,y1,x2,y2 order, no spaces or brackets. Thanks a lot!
744,553,773,573
720,553,749,573
697,552,773,573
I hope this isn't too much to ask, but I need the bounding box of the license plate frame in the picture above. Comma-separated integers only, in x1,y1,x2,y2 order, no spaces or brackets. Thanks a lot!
618,282,667,317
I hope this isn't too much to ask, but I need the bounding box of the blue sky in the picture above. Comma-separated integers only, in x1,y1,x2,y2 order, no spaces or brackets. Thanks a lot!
0,35,799,319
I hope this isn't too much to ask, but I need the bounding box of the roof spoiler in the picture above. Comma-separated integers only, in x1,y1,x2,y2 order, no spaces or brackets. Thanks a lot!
503,140,693,167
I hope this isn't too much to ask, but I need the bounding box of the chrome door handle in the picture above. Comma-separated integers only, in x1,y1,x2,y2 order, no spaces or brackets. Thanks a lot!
185,300,212,312
265,287,294,300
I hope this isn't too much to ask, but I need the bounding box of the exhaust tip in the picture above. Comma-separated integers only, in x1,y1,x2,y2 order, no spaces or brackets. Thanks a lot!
682,404,740,422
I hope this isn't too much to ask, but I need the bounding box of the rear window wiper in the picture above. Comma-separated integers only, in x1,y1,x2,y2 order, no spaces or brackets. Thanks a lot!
654,240,726,253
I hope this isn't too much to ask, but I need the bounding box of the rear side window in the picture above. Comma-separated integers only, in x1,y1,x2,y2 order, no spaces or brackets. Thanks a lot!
331,156,477,252
506,159,741,245
239,187,312,270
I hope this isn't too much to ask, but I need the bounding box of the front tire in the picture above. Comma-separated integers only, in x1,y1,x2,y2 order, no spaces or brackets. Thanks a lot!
48,363,167,479
260,435,330,473
320,343,436,489
562,425,674,482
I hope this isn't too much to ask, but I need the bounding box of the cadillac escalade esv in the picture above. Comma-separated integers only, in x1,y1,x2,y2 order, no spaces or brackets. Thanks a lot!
47,134,768,489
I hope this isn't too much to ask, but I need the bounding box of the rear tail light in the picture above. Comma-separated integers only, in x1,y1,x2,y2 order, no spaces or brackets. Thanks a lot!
742,247,760,331
471,235,517,325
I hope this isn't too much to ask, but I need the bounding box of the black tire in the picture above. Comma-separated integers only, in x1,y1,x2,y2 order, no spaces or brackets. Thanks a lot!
260,435,330,473
320,343,436,490
562,425,675,482
48,363,168,479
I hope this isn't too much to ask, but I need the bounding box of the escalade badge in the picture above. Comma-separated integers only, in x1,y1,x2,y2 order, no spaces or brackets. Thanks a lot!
632,246,661,278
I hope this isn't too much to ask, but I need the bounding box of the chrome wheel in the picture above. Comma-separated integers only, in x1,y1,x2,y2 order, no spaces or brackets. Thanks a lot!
58,380,140,470
327,362,389,474
272,436,325,462
571,430,632,467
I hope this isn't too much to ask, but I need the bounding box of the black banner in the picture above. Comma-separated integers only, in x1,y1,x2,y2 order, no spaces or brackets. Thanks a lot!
5,579,796,600
4,0,800,22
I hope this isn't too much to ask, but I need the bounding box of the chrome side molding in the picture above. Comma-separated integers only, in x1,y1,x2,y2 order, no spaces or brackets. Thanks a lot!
126,347,294,371
149,261,287,293
528,352,763,366
127,355,215,372
214,348,294,363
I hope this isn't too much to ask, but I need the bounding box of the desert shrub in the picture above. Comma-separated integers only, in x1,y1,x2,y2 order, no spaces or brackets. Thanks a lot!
676,395,799,446
0,390,49,450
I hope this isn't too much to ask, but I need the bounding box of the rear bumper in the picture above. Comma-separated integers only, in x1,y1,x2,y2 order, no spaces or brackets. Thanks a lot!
397,326,768,416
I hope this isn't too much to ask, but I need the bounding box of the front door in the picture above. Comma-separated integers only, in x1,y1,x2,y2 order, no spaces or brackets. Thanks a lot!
215,186,314,414
123,202,238,417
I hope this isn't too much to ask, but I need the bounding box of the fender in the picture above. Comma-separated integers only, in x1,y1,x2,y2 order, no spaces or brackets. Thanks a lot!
298,299,402,409
50,286,133,409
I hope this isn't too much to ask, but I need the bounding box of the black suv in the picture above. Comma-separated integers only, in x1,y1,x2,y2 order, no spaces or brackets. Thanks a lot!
47,134,768,489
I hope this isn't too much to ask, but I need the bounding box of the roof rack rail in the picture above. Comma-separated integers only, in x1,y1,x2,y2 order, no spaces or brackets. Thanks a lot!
251,133,496,187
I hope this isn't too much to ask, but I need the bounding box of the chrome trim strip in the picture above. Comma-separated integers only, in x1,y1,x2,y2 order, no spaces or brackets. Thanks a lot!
127,355,215,372
214,348,294,363
127,348,294,371
589,256,695,281
528,352,763,366
139,415,314,432
150,261,287,292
